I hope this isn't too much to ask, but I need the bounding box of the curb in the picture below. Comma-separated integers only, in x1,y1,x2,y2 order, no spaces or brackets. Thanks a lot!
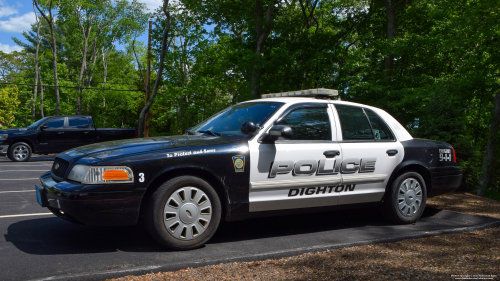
30,219,500,281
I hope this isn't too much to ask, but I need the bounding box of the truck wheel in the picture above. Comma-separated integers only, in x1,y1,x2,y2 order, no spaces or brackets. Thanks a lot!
8,142,32,162
381,172,427,224
145,176,222,250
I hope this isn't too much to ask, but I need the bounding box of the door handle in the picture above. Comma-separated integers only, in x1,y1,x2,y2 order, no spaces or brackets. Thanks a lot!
84,132,89,134
386,149,398,156
324,150,340,157
57,132,64,134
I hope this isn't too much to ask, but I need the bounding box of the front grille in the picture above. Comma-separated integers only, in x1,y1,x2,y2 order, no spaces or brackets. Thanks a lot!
51,158,70,178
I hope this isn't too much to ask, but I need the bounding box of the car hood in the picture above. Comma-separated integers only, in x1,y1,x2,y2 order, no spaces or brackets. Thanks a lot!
65,135,241,160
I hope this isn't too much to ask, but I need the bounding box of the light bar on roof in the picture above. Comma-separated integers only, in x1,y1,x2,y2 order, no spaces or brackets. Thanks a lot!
261,88,338,99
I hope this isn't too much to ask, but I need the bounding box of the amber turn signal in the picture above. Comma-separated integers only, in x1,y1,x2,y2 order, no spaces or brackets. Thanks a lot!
103,169,130,181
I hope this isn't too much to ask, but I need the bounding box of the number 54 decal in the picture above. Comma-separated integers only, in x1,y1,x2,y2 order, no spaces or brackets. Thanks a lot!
439,149,452,162
139,173,145,182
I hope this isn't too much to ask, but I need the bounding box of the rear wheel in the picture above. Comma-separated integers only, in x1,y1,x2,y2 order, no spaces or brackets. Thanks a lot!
8,142,32,162
145,176,222,250
381,172,427,224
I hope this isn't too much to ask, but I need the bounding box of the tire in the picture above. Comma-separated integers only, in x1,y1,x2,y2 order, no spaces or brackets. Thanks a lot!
145,176,222,250
381,172,427,224
8,142,32,162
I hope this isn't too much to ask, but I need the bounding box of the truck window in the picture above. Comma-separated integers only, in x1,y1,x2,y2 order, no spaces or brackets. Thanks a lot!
45,118,65,129
69,117,89,128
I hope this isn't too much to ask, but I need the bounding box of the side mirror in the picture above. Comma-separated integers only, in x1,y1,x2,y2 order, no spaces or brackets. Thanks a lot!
41,125,48,130
262,125,293,142
241,121,257,135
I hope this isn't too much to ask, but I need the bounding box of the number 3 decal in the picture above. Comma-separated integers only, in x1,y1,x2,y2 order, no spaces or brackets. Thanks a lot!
139,173,145,182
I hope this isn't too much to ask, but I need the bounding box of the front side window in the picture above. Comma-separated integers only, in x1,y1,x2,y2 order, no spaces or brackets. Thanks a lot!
45,118,65,129
189,102,284,137
277,107,332,140
335,105,373,140
29,117,49,129
69,117,89,128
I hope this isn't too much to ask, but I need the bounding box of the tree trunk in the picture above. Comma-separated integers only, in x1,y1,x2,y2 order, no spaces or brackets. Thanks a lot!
251,0,277,99
102,48,108,127
477,91,500,196
34,0,60,115
138,0,171,138
383,0,407,80
32,8,41,121
384,6,395,78
40,69,44,119
76,22,91,115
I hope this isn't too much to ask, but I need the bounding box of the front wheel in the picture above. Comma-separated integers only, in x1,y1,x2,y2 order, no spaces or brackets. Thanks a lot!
8,142,32,162
381,172,427,224
145,176,222,250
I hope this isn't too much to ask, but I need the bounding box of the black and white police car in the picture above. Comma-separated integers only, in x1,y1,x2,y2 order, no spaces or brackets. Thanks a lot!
35,89,462,250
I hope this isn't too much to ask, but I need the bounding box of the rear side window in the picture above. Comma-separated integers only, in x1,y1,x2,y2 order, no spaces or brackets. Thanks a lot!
69,117,89,128
45,118,64,129
277,107,332,140
335,105,373,140
364,109,394,140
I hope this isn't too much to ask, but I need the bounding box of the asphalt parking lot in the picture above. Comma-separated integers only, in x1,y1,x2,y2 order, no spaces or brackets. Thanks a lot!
0,155,499,281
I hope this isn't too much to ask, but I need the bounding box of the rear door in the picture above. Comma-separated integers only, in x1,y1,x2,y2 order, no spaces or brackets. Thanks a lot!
37,117,67,152
248,103,343,212
66,116,93,149
333,104,404,205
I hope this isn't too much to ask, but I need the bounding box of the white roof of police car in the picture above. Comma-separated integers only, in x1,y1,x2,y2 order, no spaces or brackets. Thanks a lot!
242,97,414,141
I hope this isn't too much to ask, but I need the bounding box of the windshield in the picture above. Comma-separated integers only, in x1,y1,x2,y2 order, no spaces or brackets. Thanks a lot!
28,117,49,129
189,102,284,137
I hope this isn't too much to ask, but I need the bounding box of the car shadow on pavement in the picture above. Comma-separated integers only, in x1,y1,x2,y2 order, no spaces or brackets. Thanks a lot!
5,207,445,255
209,207,444,244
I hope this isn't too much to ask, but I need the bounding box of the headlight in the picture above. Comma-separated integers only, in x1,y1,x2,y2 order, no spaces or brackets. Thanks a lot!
67,165,134,184
0,134,8,139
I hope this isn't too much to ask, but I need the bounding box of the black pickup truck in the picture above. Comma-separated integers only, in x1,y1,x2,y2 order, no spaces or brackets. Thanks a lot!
0,115,137,162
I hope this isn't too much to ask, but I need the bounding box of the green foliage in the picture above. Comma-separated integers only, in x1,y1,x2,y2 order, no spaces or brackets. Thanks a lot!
1,0,498,191
0,86,21,127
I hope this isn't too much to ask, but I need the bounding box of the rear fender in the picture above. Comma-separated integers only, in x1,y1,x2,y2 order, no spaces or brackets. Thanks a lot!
383,160,432,201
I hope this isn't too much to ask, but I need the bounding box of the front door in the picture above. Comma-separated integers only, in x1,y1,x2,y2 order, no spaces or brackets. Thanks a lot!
37,117,67,153
65,116,93,150
248,103,343,212
333,104,404,205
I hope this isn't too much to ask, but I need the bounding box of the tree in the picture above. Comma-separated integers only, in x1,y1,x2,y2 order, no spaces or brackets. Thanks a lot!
138,0,171,138
34,0,61,115
58,0,148,114
32,2,42,120
0,86,21,127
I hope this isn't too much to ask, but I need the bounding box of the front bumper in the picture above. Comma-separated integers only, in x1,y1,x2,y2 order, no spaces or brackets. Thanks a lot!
0,145,8,154
428,166,463,197
36,172,144,226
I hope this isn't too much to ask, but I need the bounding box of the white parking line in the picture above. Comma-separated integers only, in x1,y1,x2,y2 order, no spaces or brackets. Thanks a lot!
0,164,52,167
0,161,53,163
0,178,39,180
0,190,35,193
0,213,52,218
0,170,48,172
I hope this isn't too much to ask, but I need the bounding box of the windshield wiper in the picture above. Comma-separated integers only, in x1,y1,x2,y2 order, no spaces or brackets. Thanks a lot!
199,130,221,137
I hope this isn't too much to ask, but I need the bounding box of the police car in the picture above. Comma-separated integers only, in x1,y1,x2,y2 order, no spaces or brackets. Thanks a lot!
35,89,462,250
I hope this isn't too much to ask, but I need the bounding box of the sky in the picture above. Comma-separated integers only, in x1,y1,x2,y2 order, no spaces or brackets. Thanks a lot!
0,0,164,53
